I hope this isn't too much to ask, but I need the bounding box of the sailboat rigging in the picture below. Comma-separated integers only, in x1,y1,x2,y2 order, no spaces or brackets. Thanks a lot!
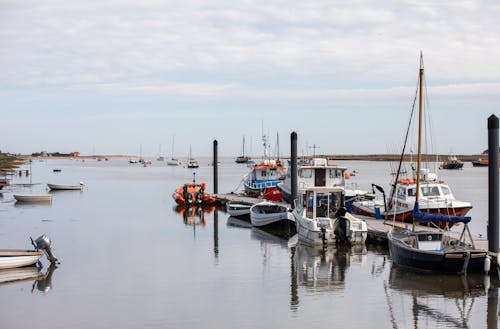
386,52,488,274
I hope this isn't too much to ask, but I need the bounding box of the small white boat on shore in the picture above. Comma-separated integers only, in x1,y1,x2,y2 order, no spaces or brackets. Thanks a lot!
47,182,84,190
250,201,293,228
13,194,52,203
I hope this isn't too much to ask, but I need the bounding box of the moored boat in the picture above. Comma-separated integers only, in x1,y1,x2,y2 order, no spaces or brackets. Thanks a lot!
235,136,251,164
226,201,252,219
0,235,58,270
353,171,472,228
13,194,52,203
250,201,292,228
172,175,218,206
186,145,199,168
387,53,488,274
47,182,84,190
293,186,367,246
243,133,286,201
472,158,489,167
440,156,464,170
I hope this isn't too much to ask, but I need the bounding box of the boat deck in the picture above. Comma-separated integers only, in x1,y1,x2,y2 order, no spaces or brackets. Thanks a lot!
215,193,488,250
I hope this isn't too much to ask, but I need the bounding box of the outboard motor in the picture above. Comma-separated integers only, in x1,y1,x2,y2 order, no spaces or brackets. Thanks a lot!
334,207,350,244
31,235,58,264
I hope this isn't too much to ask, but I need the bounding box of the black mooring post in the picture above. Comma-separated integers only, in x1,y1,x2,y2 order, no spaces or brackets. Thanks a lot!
213,140,218,195
291,132,298,209
488,115,499,254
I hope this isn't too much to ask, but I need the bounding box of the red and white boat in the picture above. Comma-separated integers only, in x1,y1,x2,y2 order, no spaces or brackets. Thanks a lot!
353,168,472,226
243,133,286,201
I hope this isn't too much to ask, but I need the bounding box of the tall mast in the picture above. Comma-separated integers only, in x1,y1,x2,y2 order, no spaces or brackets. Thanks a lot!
415,52,424,204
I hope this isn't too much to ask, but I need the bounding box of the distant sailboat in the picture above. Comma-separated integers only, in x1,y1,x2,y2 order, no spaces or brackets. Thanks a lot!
167,135,181,166
187,145,199,169
235,136,251,163
157,144,165,161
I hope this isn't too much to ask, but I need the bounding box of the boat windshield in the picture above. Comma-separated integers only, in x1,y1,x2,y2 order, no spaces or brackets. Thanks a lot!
306,191,342,218
420,186,440,197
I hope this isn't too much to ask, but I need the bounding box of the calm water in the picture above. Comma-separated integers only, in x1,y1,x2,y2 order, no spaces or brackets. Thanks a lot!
0,158,498,329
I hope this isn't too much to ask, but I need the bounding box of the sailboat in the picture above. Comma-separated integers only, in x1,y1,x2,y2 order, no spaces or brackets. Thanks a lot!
167,136,181,166
387,53,488,274
187,145,199,169
235,136,251,163
156,144,165,161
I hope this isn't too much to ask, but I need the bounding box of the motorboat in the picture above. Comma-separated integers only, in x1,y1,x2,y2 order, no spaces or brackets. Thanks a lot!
13,194,52,203
472,158,489,167
293,186,367,246
47,182,85,190
172,174,218,206
353,170,472,228
226,201,252,219
440,155,464,170
243,133,286,201
250,201,292,228
0,235,58,270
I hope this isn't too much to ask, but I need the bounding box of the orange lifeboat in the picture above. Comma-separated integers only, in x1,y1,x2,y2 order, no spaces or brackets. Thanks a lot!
172,182,218,205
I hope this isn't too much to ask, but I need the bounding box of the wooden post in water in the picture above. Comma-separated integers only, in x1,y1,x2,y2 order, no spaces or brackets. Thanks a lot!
291,131,298,209
213,140,218,194
488,115,499,255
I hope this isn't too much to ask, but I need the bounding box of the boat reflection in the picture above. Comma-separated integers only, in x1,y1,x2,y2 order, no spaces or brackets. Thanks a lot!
0,263,57,294
291,243,367,297
173,204,218,227
386,265,488,328
226,216,252,229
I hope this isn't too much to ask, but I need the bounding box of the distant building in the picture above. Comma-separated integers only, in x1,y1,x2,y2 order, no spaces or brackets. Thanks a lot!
70,152,80,157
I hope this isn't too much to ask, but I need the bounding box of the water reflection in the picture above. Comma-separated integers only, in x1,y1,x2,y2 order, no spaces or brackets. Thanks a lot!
387,265,489,328
173,205,218,227
290,243,367,311
0,263,57,294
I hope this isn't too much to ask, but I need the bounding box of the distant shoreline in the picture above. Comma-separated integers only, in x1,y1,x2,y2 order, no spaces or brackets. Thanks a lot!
14,153,487,162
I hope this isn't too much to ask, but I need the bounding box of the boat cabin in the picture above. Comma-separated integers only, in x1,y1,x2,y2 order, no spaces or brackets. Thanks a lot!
297,187,344,219
394,182,455,202
287,158,346,189
250,160,285,182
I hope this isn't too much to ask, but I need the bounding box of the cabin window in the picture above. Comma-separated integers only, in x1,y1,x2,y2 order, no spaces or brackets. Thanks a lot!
260,171,267,178
407,188,416,197
329,169,342,178
300,169,313,178
397,187,406,200
316,193,330,217
421,186,440,197
441,186,451,195
329,192,342,217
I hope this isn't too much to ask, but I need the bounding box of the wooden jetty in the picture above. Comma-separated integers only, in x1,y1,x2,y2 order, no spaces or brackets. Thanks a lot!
215,193,488,249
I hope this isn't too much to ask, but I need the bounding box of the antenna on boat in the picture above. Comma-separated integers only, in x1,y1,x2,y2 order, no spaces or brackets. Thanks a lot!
309,144,320,157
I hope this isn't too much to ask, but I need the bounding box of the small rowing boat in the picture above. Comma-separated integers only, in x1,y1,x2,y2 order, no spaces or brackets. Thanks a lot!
13,194,52,202
47,182,84,190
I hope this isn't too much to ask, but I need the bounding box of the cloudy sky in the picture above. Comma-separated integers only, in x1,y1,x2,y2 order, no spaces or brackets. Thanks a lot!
1,0,499,157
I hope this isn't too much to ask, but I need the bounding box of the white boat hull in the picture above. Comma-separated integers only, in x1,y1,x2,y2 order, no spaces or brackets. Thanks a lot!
0,250,44,269
47,184,83,190
13,194,52,202
226,202,252,218
250,201,291,227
